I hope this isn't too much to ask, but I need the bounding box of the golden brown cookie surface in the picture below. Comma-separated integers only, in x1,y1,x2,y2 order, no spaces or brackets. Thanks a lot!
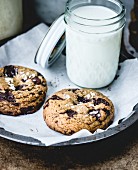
43,88,114,135
0,65,47,116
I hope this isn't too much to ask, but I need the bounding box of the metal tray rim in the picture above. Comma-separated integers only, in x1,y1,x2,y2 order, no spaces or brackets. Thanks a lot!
0,104,137,147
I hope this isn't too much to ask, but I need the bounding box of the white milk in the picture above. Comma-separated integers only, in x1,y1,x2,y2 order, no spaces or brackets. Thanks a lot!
66,6,123,88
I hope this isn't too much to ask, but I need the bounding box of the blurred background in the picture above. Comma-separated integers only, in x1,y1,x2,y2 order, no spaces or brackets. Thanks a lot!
0,0,68,44
23,0,67,30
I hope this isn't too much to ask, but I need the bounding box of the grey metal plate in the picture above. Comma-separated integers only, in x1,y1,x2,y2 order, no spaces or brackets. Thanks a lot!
0,0,138,147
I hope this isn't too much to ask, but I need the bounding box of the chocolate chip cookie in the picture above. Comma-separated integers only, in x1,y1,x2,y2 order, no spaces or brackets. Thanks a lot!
43,88,114,135
0,65,47,116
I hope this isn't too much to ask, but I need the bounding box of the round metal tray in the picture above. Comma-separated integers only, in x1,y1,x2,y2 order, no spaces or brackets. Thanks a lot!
0,0,138,147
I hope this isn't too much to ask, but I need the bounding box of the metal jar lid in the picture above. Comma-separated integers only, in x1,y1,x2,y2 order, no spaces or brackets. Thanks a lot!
35,15,65,68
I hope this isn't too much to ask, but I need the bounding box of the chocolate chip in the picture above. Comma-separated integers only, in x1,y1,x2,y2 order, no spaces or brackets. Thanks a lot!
0,91,15,102
7,94,15,102
20,106,34,114
73,101,77,105
93,98,109,106
42,82,46,87
43,95,63,109
15,85,26,91
22,79,26,82
4,65,18,78
32,76,41,85
60,109,77,117
102,108,110,116
37,72,42,77
68,130,75,135
77,96,91,103
38,91,43,95
68,89,79,93
50,95,64,100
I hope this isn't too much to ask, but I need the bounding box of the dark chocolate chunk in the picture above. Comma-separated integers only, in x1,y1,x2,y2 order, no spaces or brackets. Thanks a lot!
77,96,91,103
93,98,110,106
38,91,43,95
60,109,77,117
7,94,15,102
32,76,41,85
42,82,46,87
4,65,18,78
0,91,15,102
15,85,26,91
20,106,34,114
68,130,75,135
73,101,77,105
50,95,64,100
37,72,42,77
30,92,35,95
68,89,79,93
102,108,110,116
22,78,27,82
43,95,63,109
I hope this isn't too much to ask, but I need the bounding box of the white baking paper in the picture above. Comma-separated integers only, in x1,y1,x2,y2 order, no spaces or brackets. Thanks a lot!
0,24,138,146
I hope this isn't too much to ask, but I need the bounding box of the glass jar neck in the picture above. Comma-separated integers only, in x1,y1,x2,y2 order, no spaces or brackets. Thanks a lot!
64,0,126,34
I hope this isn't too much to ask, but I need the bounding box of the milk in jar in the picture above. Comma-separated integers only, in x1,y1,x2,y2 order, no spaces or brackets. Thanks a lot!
65,0,126,88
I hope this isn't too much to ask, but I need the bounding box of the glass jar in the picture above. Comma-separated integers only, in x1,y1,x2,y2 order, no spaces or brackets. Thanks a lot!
0,0,23,41
64,0,126,88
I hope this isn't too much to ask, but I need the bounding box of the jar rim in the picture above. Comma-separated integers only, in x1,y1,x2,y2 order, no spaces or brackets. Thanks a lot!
65,0,125,22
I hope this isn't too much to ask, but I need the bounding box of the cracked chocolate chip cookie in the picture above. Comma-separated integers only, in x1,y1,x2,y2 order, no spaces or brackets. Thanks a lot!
43,88,114,135
0,65,47,116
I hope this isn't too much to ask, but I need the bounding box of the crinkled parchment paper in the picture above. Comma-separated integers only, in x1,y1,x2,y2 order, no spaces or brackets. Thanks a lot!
0,24,138,146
